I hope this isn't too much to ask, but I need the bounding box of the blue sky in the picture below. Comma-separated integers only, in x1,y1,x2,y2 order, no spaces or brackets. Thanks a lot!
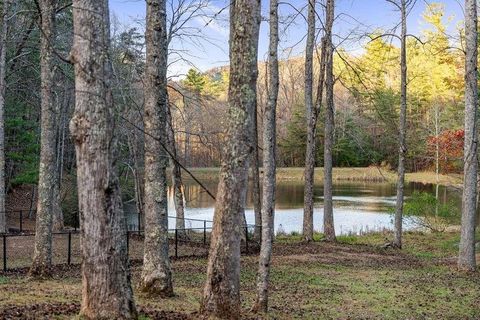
109,0,465,77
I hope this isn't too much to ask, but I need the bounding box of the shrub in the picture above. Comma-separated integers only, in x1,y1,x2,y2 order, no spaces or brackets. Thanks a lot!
402,191,459,232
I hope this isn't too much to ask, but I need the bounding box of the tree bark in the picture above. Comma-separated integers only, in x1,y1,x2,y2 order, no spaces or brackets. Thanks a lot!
141,0,173,296
30,0,57,277
70,0,137,317
200,0,260,318
252,106,262,242
166,96,186,237
0,0,8,234
393,0,407,249
323,0,336,242
303,0,316,242
52,83,67,231
253,0,278,312
125,121,144,231
458,0,478,271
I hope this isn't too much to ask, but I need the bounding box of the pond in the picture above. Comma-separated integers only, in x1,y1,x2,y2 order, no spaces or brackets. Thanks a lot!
126,179,462,235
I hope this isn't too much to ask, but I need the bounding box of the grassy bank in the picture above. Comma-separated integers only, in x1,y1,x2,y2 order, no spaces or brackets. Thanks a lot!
178,167,463,187
1,231,479,319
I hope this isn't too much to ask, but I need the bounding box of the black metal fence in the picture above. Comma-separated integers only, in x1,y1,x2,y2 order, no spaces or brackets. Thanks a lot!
0,215,258,272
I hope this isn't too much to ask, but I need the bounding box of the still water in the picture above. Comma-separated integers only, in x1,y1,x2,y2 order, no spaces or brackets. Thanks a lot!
127,180,461,235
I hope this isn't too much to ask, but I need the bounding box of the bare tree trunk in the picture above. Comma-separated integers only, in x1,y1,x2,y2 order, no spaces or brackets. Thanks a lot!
166,97,186,237
0,0,7,234
51,182,63,230
253,0,278,312
30,0,57,277
28,185,36,219
52,80,67,231
141,0,173,296
323,0,336,242
458,0,478,271
184,106,190,166
393,0,407,249
303,0,316,242
435,103,439,216
304,4,328,242
252,106,262,241
200,0,260,317
70,0,137,317
126,126,144,231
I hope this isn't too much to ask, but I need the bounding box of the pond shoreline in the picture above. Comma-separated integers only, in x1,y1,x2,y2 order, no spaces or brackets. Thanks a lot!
175,167,463,188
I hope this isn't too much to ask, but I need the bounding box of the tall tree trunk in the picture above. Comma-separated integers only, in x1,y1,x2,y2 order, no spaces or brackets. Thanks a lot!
166,97,186,237
458,0,478,271
126,121,144,231
0,0,8,234
253,0,278,312
393,0,407,248
141,0,173,296
252,106,262,241
184,105,190,166
30,0,57,277
303,7,328,242
200,0,260,317
323,0,336,242
52,166,63,231
435,102,439,216
70,0,137,317
52,80,67,231
302,0,316,242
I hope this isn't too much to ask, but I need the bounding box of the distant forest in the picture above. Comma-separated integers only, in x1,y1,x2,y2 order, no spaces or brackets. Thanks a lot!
2,3,466,195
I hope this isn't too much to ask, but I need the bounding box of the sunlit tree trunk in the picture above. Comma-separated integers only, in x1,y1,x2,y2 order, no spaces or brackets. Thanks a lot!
0,0,8,234
458,0,478,271
30,0,57,277
323,0,336,242
200,0,260,317
303,0,316,241
253,0,278,312
141,0,173,296
70,0,137,317
394,0,407,248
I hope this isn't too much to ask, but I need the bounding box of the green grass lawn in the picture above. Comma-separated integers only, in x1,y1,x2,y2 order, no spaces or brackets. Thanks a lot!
0,231,478,319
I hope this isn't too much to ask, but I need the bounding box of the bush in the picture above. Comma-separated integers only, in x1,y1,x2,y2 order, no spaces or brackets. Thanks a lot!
402,191,459,232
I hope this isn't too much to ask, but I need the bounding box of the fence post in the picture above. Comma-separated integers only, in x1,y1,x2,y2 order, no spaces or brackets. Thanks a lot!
3,235,6,271
19,210,23,232
175,229,178,258
245,226,249,253
67,232,72,265
203,220,206,245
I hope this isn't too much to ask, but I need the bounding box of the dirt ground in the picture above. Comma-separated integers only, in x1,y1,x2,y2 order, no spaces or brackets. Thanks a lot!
0,231,479,319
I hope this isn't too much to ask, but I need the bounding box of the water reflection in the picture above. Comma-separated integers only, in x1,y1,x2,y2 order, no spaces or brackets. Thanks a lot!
127,179,461,235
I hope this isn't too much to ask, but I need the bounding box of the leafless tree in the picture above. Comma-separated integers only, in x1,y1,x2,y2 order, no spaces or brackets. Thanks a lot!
0,0,8,234
390,0,408,248
69,0,137,317
141,0,174,296
323,0,336,242
200,0,261,317
458,0,478,271
253,0,279,312
30,0,57,277
302,0,316,241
